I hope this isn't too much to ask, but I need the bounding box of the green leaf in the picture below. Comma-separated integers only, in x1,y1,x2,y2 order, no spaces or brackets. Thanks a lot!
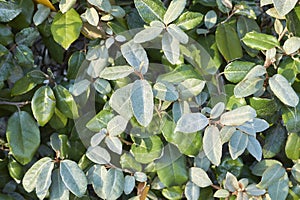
86,146,111,164
131,135,163,164
50,169,70,200
210,102,225,119
51,9,82,49
22,157,52,192
164,0,186,25
203,126,222,166
234,77,264,98
272,0,298,16
33,4,50,26
175,113,209,133
285,132,300,160
105,136,122,155
155,144,188,187
67,51,85,79
134,0,166,23
245,184,266,196
11,76,37,96
205,10,217,29
53,85,79,119
162,186,183,200
100,65,134,80
225,172,239,192
278,57,300,84
242,31,280,50
251,159,282,176
0,1,22,22
214,189,230,198
86,110,114,132
107,115,128,136
121,40,149,74
6,111,40,165
286,6,300,37
283,37,300,55
177,78,206,100
162,32,180,65
175,11,203,30
105,168,125,199
189,167,212,188
120,153,142,172
124,175,135,195
229,130,248,159
249,97,279,118
247,136,262,161
130,80,154,127
134,24,164,43
109,83,133,121
36,161,54,199
220,106,256,126
153,81,179,101
93,78,111,95
185,181,200,200
88,0,111,12
60,160,87,197
268,173,289,200
269,74,299,107
263,124,286,158
8,157,23,182
292,163,300,182
32,86,56,126
167,24,189,44
257,163,285,189
49,108,68,129
90,165,107,199
224,61,256,83
216,22,243,61
59,0,76,13
14,44,34,67
134,171,147,182
15,27,40,46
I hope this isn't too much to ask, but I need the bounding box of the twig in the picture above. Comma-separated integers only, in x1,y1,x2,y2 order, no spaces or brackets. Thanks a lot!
0,101,31,107
118,137,133,145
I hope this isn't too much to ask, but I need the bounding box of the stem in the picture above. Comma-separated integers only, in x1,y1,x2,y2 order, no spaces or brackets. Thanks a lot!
118,137,133,145
211,184,222,190
278,27,288,42
0,101,31,107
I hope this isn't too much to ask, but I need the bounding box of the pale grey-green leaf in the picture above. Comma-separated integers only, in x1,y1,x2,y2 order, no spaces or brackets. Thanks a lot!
214,189,230,198
205,10,217,29
268,173,289,200
203,126,222,166
229,130,248,160
105,136,122,155
59,0,76,13
134,26,163,43
107,115,128,136
72,79,91,96
124,175,135,195
86,146,111,164
167,24,189,44
185,181,200,200
220,106,256,126
177,78,206,100
256,163,285,189
272,0,298,16
100,65,134,80
36,161,54,199
105,168,125,200
164,0,186,24
85,7,99,26
33,4,51,26
175,113,209,133
246,184,266,196
210,102,225,119
283,37,300,55
220,126,235,144
225,172,239,192
247,136,262,161
189,167,212,188
50,169,70,200
162,32,180,65
90,130,106,147
153,82,179,101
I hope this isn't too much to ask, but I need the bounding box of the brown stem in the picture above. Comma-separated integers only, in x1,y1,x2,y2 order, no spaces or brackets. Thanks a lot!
118,137,133,145
211,184,222,190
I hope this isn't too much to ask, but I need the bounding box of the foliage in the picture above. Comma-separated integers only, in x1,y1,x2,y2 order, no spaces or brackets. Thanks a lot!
0,0,300,199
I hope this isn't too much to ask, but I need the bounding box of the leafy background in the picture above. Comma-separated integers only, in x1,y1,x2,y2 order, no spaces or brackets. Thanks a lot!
0,0,300,199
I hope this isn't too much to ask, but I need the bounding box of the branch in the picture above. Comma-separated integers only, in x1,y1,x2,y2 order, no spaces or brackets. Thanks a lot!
0,101,31,107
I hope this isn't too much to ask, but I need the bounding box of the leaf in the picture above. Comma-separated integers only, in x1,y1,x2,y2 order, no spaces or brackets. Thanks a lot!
268,173,289,200
107,115,128,136
247,136,262,161
124,175,135,195
105,168,125,199
105,136,122,155
164,0,186,24
0,1,22,22
131,135,163,164
205,10,217,29
229,130,248,160
220,105,256,126
100,65,134,80
177,78,206,100
36,161,54,199
33,4,50,26
67,51,85,79
134,25,164,43
175,11,203,31
88,0,111,12
130,80,154,127
269,74,299,107
22,157,52,192
32,86,56,126
93,78,111,95
86,146,111,164
224,61,255,83
220,126,236,144
121,40,149,74
256,163,285,189
162,186,183,199
210,102,225,119
263,124,286,158
189,167,212,188
50,169,70,200
203,126,222,166
162,32,180,65
53,85,79,119
251,159,282,176
242,31,280,50
90,130,106,147
51,9,82,49
90,165,107,199
14,45,34,67
292,163,300,182
272,0,298,16
120,153,142,172
86,110,114,132
167,24,189,44
283,36,300,55
134,172,147,182
234,77,264,98
155,144,188,187
108,85,133,121
6,111,40,165
15,27,40,46
153,81,179,101
214,189,230,198
225,172,239,192
84,7,99,26
216,23,243,61
134,0,166,23
175,113,209,133
185,181,200,200
285,132,300,160
60,160,87,197
59,0,76,13
245,184,266,196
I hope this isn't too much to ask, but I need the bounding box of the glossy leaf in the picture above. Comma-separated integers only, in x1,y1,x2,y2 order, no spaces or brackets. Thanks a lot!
105,136,122,155
175,11,203,30
175,113,209,133
185,181,200,200
224,61,255,83
105,168,125,199
60,160,87,197
32,86,56,126
51,9,82,49
229,130,248,160
269,74,299,107
6,111,40,165
124,175,135,195
263,124,286,158
134,0,166,23
272,0,298,16
162,32,180,65
130,80,154,127
242,31,280,50
36,161,54,199
203,126,222,166
257,163,285,189
86,146,111,165
50,169,70,200
100,65,134,80
107,115,128,136
247,136,262,161
153,81,179,101
93,78,111,95
234,77,264,98
167,24,189,44
285,132,300,160
177,78,206,100
189,167,212,188
134,25,163,43
33,4,50,26
292,163,300,182
220,106,256,126
164,0,186,25
120,153,142,172
86,110,114,132
268,173,289,200
0,1,22,22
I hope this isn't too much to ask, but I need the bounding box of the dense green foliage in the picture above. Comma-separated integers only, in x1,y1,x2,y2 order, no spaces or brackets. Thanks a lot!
0,0,300,199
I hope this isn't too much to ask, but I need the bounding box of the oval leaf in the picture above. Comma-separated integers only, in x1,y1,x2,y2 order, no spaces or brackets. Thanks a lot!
175,113,209,133
203,126,222,166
